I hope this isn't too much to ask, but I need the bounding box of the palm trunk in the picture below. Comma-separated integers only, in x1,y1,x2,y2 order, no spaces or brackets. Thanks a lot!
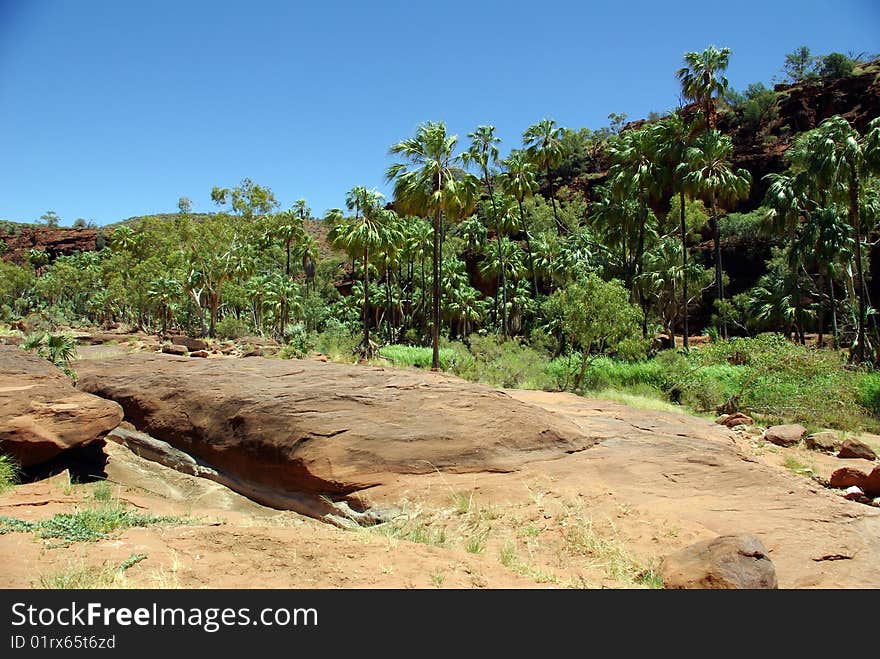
711,192,726,339
636,190,648,338
519,199,538,296
547,167,567,235
830,276,839,349
363,246,370,351
483,169,508,337
850,161,866,362
432,209,441,370
679,190,689,351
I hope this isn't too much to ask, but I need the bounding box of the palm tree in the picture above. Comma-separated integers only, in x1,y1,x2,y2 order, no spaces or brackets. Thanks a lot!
797,116,880,361
523,118,569,235
500,149,540,295
328,189,396,356
677,45,731,135
682,129,751,338
463,125,509,337
607,125,663,335
654,113,698,349
387,121,479,370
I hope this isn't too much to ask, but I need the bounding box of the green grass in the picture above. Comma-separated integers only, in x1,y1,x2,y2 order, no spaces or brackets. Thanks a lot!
38,553,148,589
380,344,456,370
0,502,189,545
0,454,18,493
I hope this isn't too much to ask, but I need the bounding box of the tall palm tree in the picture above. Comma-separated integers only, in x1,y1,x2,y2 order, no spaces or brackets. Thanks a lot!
387,121,478,370
801,116,880,361
463,124,509,337
607,125,663,335
500,149,540,295
654,112,698,349
328,189,395,356
523,118,569,235
683,129,751,338
677,45,731,135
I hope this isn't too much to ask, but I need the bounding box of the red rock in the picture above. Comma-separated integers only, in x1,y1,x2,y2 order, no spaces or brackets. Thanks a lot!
863,466,880,497
829,467,869,489
660,534,778,589
764,424,806,447
837,438,877,461
0,346,123,467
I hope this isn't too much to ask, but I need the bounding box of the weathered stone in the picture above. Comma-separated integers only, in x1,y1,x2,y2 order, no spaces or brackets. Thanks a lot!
189,350,210,358
0,345,123,467
830,466,869,489
764,424,806,447
170,335,208,352
837,438,877,461
161,344,188,356
76,354,593,505
716,412,753,428
660,534,778,589
844,486,865,501
805,431,840,453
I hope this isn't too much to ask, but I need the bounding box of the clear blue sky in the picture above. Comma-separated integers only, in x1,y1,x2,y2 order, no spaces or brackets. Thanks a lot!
1,0,878,225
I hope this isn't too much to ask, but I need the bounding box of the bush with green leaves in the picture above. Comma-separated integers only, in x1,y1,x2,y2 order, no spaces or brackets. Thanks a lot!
380,344,456,370
0,454,18,493
22,332,78,380
214,315,249,340
279,323,316,359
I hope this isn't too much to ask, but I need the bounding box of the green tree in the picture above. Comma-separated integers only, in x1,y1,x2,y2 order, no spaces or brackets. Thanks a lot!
819,52,854,79
39,211,61,228
677,45,731,134
463,125,509,336
782,46,818,83
682,129,751,338
500,149,540,295
523,118,569,235
387,121,479,369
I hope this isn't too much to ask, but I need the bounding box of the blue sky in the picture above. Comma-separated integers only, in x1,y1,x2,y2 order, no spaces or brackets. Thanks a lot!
1,0,878,225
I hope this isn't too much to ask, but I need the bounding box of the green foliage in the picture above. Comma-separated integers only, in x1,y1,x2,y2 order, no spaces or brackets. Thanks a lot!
0,455,18,493
0,501,188,545
819,52,854,79
214,315,249,340
380,345,456,370
719,207,770,242
22,332,78,380
856,372,880,415
279,323,316,359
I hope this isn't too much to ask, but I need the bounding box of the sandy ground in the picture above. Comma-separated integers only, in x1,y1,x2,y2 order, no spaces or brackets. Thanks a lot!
2,390,879,589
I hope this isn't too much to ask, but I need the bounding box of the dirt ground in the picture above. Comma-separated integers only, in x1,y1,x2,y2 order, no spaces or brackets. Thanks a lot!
2,390,878,589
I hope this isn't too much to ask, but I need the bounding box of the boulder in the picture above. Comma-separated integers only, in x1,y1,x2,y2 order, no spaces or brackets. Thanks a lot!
763,424,806,447
0,345,123,467
864,466,880,497
161,344,188,356
660,534,778,589
837,438,877,461
715,412,753,428
805,431,840,453
830,466,869,489
189,350,210,358
170,335,208,352
76,353,593,503
844,486,866,501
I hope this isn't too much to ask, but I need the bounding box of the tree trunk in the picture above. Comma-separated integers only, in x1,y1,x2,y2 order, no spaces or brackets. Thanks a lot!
830,275,839,349
711,192,726,339
547,167,567,235
680,190,689,351
363,246,370,351
850,161,866,362
519,200,538,297
432,210,441,370
484,171,508,337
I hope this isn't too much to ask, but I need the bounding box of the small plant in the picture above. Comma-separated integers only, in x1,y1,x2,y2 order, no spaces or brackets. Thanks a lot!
499,541,517,568
464,530,488,554
0,501,189,545
429,570,446,588
782,456,815,477
92,481,113,502
22,332,78,380
38,553,148,589
0,454,18,493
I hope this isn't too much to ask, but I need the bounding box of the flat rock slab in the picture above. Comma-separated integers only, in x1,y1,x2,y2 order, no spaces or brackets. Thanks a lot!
0,345,123,466
76,354,592,498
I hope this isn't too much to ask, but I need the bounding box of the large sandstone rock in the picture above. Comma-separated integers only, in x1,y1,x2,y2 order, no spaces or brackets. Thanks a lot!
837,438,877,461
76,354,593,500
831,465,880,497
764,424,806,447
660,534,778,589
170,335,208,352
0,346,123,467
805,431,840,453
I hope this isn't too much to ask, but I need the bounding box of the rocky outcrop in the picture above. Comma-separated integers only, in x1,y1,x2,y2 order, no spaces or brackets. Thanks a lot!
659,534,778,589
76,354,592,507
0,346,123,467
0,226,99,265
830,465,880,497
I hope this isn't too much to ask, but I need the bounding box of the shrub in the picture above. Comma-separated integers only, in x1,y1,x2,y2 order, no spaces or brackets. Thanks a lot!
856,372,880,416
0,454,18,493
280,323,316,359
452,335,553,389
214,315,250,340
314,319,359,362
380,345,456,370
